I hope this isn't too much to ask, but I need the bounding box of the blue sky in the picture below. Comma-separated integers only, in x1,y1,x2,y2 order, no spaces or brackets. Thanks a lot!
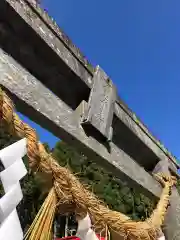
21,0,180,161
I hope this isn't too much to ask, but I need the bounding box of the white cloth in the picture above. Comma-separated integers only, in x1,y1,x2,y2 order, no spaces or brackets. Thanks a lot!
158,235,165,240
76,214,99,240
0,139,27,240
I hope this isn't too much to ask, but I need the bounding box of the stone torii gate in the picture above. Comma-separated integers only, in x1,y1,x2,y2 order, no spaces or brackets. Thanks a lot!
0,0,180,239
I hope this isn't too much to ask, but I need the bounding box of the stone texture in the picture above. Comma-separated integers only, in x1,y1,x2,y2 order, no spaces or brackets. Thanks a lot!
0,48,161,199
81,66,116,141
153,160,180,240
1,0,178,171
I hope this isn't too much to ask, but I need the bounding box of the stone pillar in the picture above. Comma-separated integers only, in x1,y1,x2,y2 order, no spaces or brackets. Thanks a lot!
153,160,180,240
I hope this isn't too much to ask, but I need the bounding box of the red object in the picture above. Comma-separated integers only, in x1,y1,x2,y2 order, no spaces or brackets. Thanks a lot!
96,234,105,240
55,234,105,240
55,237,80,240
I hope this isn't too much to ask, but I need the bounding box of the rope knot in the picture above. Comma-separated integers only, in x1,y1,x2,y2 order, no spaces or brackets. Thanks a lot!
153,173,177,187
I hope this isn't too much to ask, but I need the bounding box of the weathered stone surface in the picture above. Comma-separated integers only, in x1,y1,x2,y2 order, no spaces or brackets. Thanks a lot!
81,66,116,140
28,0,179,166
165,189,180,240
153,160,180,240
0,4,90,110
5,0,92,88
0,48,162,199
114,102,179,170
116,99,179,168
26,0,95,74
1,0,179,171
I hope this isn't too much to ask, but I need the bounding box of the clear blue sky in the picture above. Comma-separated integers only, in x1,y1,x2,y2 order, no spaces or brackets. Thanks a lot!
21,0,180,161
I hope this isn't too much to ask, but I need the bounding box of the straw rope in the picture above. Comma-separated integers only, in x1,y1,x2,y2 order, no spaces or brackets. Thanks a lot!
0,87,176,239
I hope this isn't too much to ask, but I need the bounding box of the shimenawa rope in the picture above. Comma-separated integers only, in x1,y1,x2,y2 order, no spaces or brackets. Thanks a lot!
0,88,176,239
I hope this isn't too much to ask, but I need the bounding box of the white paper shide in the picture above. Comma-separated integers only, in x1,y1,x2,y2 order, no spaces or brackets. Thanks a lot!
0,139,27,240
76,214,99,240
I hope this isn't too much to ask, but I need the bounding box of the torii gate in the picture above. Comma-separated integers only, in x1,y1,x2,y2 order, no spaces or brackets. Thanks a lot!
0,0,179,239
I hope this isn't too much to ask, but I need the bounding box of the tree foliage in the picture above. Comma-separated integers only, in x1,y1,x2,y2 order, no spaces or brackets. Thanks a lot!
52,141,155,220
177,180,180,194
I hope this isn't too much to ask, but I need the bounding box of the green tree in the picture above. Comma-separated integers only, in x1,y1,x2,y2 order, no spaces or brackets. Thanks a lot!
52,140,155,220
177,179,180,194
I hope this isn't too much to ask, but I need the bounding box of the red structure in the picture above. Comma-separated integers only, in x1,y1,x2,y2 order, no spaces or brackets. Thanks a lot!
56,235,105,240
